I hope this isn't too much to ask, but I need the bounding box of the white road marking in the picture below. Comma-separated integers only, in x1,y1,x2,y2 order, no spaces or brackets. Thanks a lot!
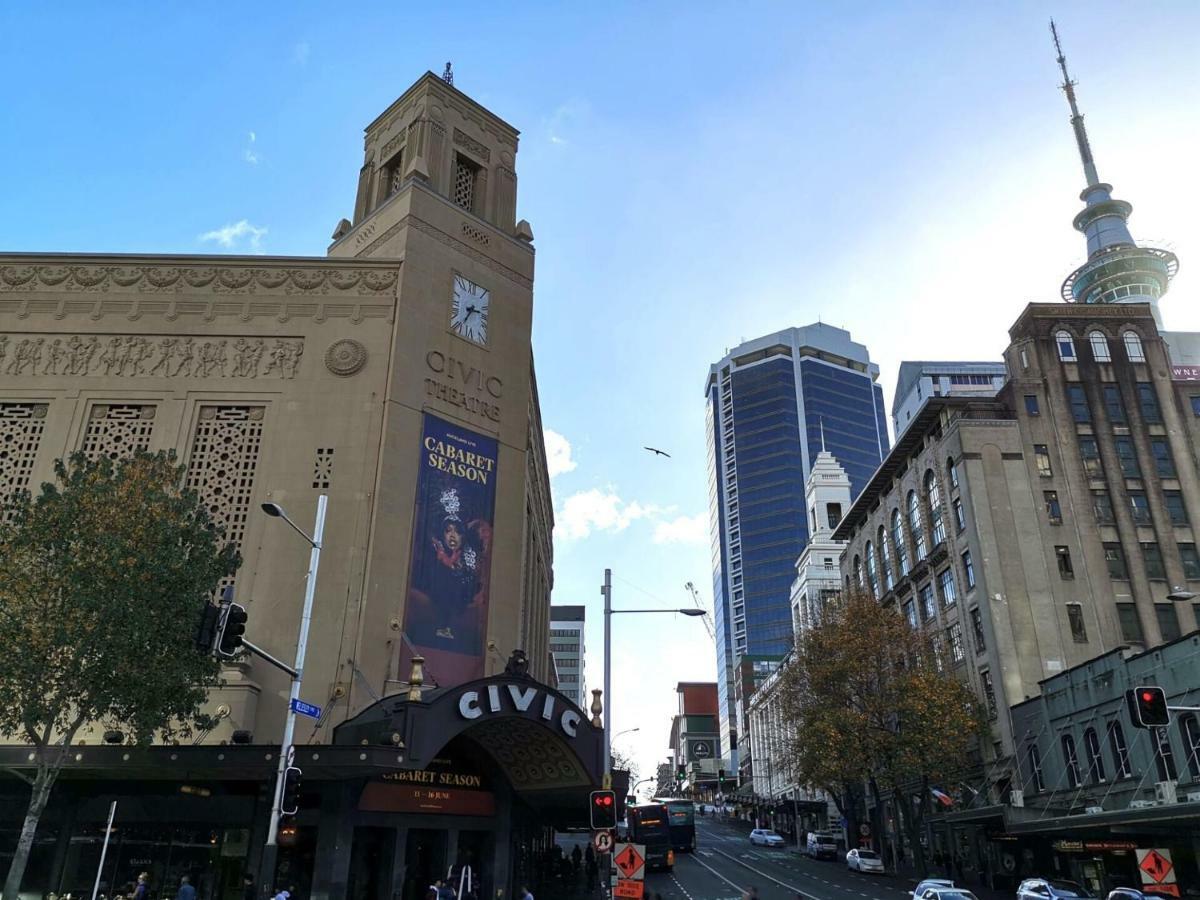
709,848,825,900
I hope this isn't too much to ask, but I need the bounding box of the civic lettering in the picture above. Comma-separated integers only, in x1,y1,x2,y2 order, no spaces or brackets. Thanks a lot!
487,684,501,713
453,682,583,739
458,691,482,719
507,684,537,711
560,709,580,737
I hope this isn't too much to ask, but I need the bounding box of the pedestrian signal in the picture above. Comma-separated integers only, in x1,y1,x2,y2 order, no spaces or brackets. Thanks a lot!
589,790,617,829
281,766,303,816
217,602,249,657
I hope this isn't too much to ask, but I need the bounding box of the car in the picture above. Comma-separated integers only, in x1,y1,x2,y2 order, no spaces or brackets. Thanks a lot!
749,828,786,847
918,890,979,900
1017,878,1097,898
911,879,956,899
846,848,885,873
1107,891,1152,900
806,831,839,859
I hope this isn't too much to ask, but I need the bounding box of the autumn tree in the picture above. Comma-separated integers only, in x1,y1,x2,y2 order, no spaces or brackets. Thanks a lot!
779,590,986,875
0,452,240,900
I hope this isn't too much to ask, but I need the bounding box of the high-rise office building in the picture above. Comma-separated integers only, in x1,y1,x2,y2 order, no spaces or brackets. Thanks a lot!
891,361,1007,438
705,323,889,766
549,605,586,705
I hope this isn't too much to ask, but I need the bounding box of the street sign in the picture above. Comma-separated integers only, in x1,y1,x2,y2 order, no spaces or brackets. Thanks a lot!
290,699,321,719
614,880,644,900
613,843,646,881
592,830,614,855
1137,848,1177,894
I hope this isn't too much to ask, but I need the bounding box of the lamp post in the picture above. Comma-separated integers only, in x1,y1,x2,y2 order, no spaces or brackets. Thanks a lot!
601,568,707,784
257,496,327,896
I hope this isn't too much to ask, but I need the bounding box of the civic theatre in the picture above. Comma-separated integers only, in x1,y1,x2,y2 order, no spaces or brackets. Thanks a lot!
0,71,601,900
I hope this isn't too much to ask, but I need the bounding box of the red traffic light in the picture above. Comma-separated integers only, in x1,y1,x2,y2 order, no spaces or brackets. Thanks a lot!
1127,685,1170,728
1142,691,1154,702
589,790,617,828
594,794,613,807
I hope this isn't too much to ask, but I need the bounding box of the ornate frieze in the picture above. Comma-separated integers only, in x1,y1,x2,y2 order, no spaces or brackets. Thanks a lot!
0,334,304,380
0,263,398,296
453,128,491,163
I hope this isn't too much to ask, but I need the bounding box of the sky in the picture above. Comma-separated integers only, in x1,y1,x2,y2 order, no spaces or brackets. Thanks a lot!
3,2,1200,784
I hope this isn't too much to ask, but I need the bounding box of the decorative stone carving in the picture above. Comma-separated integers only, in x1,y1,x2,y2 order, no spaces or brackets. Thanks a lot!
0,263,398,296
0,334,302,380
324,339,367,376
0,402,48,501
453,128,491,163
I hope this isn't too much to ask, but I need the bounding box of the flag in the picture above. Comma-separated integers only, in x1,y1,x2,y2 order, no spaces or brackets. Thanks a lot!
930,788,954,807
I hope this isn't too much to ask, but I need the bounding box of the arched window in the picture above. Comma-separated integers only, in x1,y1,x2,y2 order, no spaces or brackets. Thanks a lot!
1089,330,1111,362
878,526,894,591
1154,727,1178,782
1124,330,1146,362
1180,714,1200,778
1062,734,1081,788
908,491,927,561
1056,330,1077,362
925,470,946,545
853,555,863,590
1027,743,1045,792
947,456,959,489
1083,728,1106,783
865,541,879,599
1108,720,1132,779
891,509,909,577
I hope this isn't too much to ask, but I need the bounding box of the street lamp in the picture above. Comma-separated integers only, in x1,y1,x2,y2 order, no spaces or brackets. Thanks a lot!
600,568,708,785
1167,586,1197,602
258,495,327,897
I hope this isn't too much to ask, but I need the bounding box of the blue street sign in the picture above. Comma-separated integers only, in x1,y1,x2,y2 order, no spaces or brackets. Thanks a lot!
290,699,321,719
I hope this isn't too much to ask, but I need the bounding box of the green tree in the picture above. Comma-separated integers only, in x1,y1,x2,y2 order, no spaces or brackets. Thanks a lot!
0,452,240,900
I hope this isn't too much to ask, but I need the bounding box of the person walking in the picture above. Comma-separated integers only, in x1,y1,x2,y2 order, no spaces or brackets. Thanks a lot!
517,887,534,900
242,875,256,900
132,873,150,900
176,876,196,900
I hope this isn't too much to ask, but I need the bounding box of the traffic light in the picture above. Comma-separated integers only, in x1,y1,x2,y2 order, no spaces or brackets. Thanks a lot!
589,790,617,829
217,603,249,657
718,767,725,786
281,766,303,816
1127,686,1170,728
676,763,686,782
193,601,221,653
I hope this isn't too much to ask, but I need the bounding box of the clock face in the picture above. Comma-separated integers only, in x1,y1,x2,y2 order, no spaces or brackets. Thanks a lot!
450,275,489,345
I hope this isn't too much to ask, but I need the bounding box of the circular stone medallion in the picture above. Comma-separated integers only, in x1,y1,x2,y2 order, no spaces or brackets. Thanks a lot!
325,339,367,376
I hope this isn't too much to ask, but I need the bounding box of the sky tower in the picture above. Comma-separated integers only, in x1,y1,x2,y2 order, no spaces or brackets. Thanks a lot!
1052,21,1178,325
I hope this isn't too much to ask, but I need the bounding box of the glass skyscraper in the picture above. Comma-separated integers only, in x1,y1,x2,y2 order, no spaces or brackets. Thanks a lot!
705,324,889,769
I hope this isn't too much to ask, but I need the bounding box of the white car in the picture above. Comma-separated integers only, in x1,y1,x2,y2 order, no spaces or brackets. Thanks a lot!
846,848,885,873
749,828,786,847
911,880,956,900
918,889,979,900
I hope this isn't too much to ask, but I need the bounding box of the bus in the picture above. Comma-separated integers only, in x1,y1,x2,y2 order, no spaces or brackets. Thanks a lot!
626,803,675,871
652,798,697,851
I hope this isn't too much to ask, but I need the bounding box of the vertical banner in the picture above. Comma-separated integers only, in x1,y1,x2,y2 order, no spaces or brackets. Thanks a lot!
401,413,498,688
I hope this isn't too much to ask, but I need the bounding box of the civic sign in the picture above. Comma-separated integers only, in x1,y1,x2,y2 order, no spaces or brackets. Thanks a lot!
592,830,614,854
290,699,321,719
613,843,646,880
1138,848,1176,891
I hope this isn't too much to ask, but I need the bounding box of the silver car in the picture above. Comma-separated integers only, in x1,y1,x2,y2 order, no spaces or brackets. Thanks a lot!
846,848,885,873
749,828,786,847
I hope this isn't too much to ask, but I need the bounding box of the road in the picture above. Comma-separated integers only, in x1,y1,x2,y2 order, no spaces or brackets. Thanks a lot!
640,818,919,900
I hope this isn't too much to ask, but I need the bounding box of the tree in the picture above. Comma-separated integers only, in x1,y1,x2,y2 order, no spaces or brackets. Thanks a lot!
0,452,240,900
779,590,986,875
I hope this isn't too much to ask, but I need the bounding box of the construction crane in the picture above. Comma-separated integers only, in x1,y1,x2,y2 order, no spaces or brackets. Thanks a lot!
684,581,716,642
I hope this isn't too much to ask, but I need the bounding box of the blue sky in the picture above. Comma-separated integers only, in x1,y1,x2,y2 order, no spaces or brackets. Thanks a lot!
4,2,1200,781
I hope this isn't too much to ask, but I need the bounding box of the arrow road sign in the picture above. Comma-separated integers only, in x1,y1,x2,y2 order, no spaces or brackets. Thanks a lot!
613,843,646,881
290,699,322,719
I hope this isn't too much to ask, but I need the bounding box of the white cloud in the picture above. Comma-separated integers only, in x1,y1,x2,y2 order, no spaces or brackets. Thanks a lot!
243,131,260,165
293,41,310,65
556,488,659,541
199,220,267,252
544,98,589,147
543,428,576,478
653,512,708,545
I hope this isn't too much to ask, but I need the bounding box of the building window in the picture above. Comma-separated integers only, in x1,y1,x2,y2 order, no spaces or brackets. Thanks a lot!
1179,543,1200,580
1115,438,1141,478
1102,385,1126,424
878,527,894,591
1090,331,1111,362
1165,491,1189,525
919,583,935,621
1143,543,1167,581
948,623,965,662
1055,546,1074,579
1093,490,1115,524
1028,744,1046,792
853,555,864,590
1129,492,1152,525
1154,726,1179,782
1044,490,1063,525
1151,439,1176,478
1137,384,1162,423
925,470,946,545
1109,720,1133,778
980,668,997,717
1124,331,1146,362
1056,331,1077,362
1181,714,1200,779
970,606,986,652
453,154,482,212
953,498,966,532
1020,348,1030,369
938,568,957,607
1062,734,1082,789
1084,728,1106,783
1035,444,1053,477
1067,604,1088,643
1024,394,1040,415
826,503,842,529
1117,603,1143,642
947,457,959,489
1156,603,1181,641
1079,437,1103,478
909,491,927,560
962,550,976,589
1103,543,1129,579
903,600,918,629
865,541,880,599
891,509,909,576
1067,384,1091,423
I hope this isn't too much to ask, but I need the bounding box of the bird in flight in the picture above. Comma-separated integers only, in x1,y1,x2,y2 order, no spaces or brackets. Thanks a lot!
644,447,671,458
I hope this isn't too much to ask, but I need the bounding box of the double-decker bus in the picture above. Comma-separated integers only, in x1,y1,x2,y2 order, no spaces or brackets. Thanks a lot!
652,798,697,851
626,803,675,871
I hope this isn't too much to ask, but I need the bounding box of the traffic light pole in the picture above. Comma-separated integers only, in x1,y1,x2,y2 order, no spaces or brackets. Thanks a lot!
258,495,327,897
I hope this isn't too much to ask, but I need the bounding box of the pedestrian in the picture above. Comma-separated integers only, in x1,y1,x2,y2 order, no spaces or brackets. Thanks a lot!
273,884,294,900
585,855,598,891
571,844,582,873
585,843,595,867
177,876,196,900
242,875,256,900
132,873,150,900
435,879,455,900
517,886,534,900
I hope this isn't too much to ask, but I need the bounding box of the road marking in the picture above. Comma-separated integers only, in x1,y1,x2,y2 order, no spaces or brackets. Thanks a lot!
687,851,750,895
709,848,825,900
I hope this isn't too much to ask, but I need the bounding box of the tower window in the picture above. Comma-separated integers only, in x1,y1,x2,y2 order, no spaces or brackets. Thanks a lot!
1123,331,1146,362
1137,384,1162,423
1089,331,1111,362
1067,604,1088,643
1103,543,1128,579
1115,438,1140,478
1055,546,1074,579
826,503,842,529
454,154,481,212
1056,331,1077,362
1102,385,1126,424
1034,444,1053,477
1067,384,1090,423
386,150,405,197
1024,394,1040,415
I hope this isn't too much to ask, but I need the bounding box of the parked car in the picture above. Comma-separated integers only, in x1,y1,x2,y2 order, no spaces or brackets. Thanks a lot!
917,890,979,900
805,831,839,859
911,879,955,899
846,848,885,873
1017,878,1096,898
1107,891,1152,900
749,828,786,847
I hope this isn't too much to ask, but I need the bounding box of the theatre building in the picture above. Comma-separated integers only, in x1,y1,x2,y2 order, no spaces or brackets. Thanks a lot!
0,71,599,900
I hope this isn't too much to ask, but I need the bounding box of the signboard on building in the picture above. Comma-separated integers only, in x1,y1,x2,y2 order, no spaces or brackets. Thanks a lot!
358,781,496,817
1172,365,1200,381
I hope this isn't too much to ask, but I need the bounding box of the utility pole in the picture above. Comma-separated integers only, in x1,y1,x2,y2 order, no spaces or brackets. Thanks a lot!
601,568,612,784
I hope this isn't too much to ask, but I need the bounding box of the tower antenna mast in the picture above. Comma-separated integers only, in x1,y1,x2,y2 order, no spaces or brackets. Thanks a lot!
1050,20,1098,187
